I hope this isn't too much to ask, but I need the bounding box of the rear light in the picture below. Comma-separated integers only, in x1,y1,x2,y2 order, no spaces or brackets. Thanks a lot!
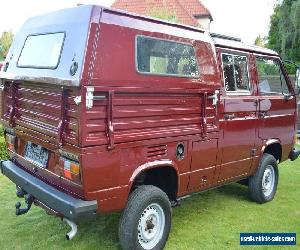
70,162,80,175
59,156,80,180
5,133,16,152
59,150,81,180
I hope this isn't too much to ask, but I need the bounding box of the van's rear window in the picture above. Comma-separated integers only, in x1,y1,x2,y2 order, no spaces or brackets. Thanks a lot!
17,33,65,69
136,36,199,78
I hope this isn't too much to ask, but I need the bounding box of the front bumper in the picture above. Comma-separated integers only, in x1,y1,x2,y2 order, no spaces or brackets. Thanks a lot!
0,160,98,222
289,148,300,161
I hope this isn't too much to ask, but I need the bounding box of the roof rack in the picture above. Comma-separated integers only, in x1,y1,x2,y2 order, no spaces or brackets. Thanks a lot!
210,33,242,42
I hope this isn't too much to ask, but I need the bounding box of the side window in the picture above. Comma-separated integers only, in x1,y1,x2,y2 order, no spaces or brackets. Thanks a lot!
221,53,250,92
136,36,199,77
256,57,290,95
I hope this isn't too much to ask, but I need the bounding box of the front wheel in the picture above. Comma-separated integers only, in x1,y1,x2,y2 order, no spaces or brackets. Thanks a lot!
119,185,172,250
248,153,279,203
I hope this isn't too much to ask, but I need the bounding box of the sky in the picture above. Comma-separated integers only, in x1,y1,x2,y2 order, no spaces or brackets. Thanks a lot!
0,0,278,44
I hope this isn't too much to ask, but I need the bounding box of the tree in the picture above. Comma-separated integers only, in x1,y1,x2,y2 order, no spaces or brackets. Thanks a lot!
267,0,300,62
254,35,266,47
0,31,14,60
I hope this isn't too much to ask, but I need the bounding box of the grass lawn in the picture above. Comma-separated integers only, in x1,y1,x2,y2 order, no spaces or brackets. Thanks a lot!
0,139,299,249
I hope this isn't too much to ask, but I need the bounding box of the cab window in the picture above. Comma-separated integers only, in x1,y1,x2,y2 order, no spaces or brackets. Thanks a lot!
221,53,250,92
256,57,290,95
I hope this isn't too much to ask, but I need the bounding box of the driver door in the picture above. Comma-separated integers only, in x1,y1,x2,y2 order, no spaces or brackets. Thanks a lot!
255,56,296,159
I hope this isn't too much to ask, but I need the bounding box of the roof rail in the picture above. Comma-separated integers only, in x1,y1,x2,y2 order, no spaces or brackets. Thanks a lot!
210,33,241,42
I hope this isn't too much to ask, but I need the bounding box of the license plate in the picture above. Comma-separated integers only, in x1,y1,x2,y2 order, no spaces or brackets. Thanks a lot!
24,141,49,168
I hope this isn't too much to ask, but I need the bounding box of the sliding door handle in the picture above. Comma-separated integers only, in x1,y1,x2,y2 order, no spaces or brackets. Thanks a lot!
259,111,268,118
224,114,235,120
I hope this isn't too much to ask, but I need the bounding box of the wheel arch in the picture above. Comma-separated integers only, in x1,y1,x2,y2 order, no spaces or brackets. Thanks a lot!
128,160,179,201
260,139,282,162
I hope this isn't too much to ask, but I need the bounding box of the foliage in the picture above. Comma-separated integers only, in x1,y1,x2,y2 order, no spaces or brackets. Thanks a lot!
256,61,278,76
0,126,8,160
254,35,267,47
0,125,4,136
284,62,300,76
267,0,300,66
150,57,168,74
0,31,14,60
0,137,8,160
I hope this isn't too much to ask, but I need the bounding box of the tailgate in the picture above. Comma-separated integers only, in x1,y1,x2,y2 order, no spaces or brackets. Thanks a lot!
1,80,84,198
2,81,79,145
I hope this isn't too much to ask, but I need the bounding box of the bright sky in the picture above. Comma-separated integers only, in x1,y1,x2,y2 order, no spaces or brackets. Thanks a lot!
201,0,278,43
0,0,278,44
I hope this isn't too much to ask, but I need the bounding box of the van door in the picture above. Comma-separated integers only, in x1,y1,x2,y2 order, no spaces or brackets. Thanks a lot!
255,56,295,158
218,51,258,182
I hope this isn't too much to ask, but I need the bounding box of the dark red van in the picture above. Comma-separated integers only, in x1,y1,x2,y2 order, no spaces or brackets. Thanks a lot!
0,5,299,250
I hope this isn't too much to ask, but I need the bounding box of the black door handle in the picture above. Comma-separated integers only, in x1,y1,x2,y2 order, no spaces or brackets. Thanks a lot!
224,114,235,120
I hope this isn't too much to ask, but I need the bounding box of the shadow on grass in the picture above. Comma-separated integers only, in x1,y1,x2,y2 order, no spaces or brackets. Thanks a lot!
215,183,250,201
79,212,121,247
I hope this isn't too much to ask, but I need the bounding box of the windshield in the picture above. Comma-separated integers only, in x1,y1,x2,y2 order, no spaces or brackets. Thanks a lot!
17,32,65,69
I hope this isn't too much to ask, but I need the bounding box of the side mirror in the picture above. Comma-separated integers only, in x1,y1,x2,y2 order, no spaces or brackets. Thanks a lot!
296,68,300,91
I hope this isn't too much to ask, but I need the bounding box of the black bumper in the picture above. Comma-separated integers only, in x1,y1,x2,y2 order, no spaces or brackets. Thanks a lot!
0,160,98,222
289,148,300,161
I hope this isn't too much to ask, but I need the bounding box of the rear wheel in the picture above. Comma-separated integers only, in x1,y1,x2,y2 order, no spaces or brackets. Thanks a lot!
248,153,278,203
119,185,172,250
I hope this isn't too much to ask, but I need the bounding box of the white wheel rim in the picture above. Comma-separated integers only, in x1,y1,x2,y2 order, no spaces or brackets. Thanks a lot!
262,165,275,197
137,203,165,250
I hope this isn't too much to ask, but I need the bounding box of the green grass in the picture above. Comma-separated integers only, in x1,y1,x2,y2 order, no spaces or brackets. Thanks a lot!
0,140,299,249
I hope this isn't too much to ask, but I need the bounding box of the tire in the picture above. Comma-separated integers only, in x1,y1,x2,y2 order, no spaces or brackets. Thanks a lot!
119,185,172,250
248,153,279,203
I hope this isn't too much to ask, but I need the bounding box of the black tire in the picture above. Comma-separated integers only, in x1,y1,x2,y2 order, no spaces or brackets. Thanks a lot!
119,185,172,250
248,153,279,203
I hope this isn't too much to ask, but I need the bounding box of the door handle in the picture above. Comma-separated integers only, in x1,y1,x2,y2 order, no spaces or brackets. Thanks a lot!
224,114,235,120
283,94,293,101
259,111,268,118
208,90,220,106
